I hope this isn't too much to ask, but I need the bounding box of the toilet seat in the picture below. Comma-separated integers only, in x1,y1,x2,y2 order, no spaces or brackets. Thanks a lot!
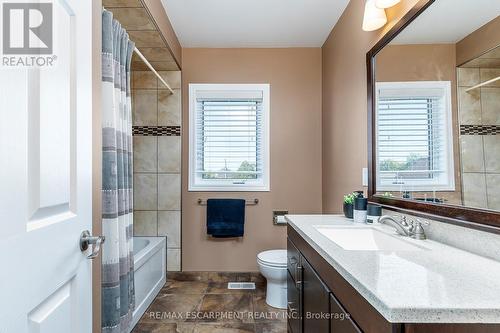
257,249,287,267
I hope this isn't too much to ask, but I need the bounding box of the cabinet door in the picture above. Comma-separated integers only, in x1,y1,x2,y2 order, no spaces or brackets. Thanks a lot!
302,258,330,333
330,293,362,333
287,271,302,333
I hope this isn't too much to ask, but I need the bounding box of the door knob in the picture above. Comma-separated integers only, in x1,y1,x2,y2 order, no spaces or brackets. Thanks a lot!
80,230,105,259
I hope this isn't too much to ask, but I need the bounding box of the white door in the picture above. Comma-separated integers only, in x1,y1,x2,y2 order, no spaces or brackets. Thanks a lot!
0,0,95,332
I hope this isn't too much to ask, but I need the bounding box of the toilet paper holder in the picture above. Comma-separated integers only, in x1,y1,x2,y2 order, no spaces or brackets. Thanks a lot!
273,210,288,225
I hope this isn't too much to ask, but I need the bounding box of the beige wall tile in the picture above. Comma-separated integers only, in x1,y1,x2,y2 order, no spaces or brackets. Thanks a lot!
458,68,480,87
133,136,157,172
137,48,175,63
108,8,155,30
480,68,500,87
158,136,181,173
458,87,482,125
132,61,179,72
481,87,500,125
460,136,485,172
486,174,500,210
103,0,142,7
158,89,181,126
133,211,157,236
159,71,181,89
133,71,157,89
462,173,488,209
158,211,181,248
133,90,157,125
484,136,500,173
134,174,158,210
158,174,181,210
167,248,181,271
128,31,165,48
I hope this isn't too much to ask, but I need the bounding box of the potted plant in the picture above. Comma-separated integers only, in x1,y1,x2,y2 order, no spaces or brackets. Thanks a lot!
343,193,356,219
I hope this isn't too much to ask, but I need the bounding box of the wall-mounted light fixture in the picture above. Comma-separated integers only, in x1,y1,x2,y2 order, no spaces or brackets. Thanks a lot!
374,0,401,9
362,0,387,31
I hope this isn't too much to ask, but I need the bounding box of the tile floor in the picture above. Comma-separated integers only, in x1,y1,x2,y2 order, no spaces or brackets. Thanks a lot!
132,272,288,333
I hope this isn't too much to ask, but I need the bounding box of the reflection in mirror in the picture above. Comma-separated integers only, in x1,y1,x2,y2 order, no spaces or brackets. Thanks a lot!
373,0,500,211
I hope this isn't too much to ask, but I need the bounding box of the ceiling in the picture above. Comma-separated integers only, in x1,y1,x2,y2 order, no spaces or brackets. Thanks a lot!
392,0,500,45
104,0,180,71
160,0,350,47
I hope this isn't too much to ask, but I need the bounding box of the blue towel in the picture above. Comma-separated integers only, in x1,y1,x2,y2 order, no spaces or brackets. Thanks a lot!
206,199,245,238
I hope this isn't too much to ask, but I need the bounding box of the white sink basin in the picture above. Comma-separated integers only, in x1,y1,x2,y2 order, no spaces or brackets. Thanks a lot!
314,226,426,251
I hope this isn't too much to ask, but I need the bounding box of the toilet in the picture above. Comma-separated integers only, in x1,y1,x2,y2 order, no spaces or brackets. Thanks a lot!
257,249,287,309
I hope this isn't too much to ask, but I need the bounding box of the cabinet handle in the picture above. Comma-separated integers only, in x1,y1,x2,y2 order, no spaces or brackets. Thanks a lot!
287,302,298,313
295,265,302,287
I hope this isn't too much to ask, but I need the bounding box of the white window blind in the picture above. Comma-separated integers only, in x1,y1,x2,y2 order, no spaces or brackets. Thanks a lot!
376,81,455,191
189,84,270,191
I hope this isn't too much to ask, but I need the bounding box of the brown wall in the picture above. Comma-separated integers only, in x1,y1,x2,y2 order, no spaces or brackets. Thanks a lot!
321,0,423,213
142,0,182,67
181,48,323,271
375,44,462,205
456,16,500,66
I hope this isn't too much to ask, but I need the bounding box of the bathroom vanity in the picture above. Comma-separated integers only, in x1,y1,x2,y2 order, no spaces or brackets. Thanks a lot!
286,215,500,333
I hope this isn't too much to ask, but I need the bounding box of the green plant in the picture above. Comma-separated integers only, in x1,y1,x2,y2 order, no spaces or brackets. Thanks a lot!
343,193,356,205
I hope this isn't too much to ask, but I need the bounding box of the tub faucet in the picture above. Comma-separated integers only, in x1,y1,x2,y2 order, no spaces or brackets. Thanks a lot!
379,215,429,240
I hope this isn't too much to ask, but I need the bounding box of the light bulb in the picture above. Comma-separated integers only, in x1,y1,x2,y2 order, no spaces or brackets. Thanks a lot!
375,0,401,9
362,0,388,32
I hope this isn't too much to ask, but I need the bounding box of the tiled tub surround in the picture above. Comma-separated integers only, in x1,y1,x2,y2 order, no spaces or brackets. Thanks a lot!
132,272,287,333
458,67,500,210
132,70,182,271
286,214,500,323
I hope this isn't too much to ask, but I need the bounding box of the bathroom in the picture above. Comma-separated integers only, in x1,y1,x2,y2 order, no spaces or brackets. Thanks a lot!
1,0,500,332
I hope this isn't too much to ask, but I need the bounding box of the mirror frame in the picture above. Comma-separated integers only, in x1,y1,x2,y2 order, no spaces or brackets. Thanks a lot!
367,0,500,231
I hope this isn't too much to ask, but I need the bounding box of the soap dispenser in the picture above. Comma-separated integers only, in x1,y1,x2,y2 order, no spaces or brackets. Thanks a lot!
353,192,367,224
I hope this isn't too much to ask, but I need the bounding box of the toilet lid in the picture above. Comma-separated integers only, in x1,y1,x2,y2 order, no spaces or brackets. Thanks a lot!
257,250,287,266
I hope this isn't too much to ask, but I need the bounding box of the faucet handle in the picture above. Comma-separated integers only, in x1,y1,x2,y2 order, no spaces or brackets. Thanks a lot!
410,219,429,240
414,219,429,226
397,215,410,227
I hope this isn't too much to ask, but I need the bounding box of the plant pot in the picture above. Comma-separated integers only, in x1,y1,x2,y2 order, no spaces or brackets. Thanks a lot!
343,203,353,219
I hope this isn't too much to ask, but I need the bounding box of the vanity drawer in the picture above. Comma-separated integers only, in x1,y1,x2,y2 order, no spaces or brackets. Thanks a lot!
287,237,301,282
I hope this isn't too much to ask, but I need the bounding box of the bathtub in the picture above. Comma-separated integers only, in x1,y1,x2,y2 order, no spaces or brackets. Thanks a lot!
130,236,167,332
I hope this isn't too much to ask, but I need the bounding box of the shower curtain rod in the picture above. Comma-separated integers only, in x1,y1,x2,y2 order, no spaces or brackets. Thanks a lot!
133,47,175,94
102,7,175,95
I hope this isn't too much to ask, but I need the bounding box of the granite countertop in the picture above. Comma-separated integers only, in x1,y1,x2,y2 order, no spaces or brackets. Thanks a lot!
286,214,500,323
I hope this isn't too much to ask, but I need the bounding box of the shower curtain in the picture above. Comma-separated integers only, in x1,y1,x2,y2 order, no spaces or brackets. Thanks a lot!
101,10,135,333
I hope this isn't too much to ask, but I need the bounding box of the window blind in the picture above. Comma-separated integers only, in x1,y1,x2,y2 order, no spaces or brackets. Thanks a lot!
376,82,454,191
195,98,263,183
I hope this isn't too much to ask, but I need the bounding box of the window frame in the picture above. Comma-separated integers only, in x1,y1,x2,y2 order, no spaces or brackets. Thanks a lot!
375,81,455,192
188,83,270,192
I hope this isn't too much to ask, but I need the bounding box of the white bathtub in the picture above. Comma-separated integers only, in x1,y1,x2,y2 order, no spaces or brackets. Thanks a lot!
130,236,167,332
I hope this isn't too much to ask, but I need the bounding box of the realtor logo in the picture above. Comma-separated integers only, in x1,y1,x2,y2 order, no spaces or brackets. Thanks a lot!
2,2,53,55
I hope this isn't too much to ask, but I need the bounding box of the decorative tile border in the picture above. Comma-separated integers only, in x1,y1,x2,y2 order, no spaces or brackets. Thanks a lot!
133,126,181,136
460,125,500,135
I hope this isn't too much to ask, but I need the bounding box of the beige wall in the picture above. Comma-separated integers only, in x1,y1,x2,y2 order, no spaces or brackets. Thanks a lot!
457,16,500,66
181,48,323,271
321,0,423,213
375,44,462,205
142,0,182,67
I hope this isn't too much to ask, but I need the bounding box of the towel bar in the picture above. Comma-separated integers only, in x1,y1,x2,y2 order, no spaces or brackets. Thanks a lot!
197,198,259,205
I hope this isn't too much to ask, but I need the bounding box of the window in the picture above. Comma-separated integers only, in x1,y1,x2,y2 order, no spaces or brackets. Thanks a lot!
189,84,270,191
376,81,455,192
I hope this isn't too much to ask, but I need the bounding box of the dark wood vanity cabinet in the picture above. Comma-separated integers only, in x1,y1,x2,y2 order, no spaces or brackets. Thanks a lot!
288,225,500,333
288,234,362,333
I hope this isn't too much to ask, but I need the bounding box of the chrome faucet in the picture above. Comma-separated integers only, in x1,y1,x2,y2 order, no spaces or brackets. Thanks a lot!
379,215,429,240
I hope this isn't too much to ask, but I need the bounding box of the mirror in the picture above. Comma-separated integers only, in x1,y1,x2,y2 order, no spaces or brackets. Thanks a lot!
369,0,500,226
